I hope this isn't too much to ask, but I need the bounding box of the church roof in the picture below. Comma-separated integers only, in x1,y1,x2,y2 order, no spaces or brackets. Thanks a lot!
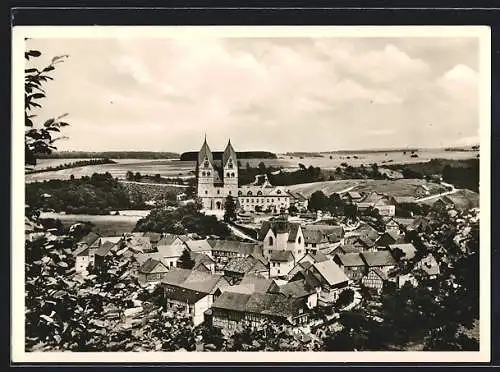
198,137,214,165
222,139,237,167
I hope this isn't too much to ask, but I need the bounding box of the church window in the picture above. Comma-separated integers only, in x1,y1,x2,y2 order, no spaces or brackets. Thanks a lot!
207,172,211,176
231,172,235,177
251,199,254,203
257,191,262,196
226,172,230,177
217,190,220,195
298,237,302,244
228,163,233,169
205,190,208,195
204,161,209,168
238,191,242,196
202,171,206,176
246,199,249,203
268,236,274,246
247,191,252,196
271,199,274,202
277,190,282,194
229,191,232,195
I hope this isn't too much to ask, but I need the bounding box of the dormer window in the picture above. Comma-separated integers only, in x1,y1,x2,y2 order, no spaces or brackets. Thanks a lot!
257,191,263,196
228,160,233,169
247,191,253,196
277,190,282,194
238,191,243,196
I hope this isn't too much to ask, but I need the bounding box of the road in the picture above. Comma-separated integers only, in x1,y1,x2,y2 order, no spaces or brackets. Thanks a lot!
119,180,189,188
415,181,458,202
227,224,258,242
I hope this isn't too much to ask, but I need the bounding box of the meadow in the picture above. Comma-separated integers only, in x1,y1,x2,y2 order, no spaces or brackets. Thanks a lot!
38,211,149,236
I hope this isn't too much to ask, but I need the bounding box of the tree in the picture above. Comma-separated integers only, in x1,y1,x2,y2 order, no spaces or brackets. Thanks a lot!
25,49,69,170
125,171,134,181
177,249,195,270
336,288,355,309
258,161,266,173
308,190,329,212
223,195,237,222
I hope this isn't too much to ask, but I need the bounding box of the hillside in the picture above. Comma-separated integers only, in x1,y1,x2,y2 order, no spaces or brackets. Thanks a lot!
287,179,447,198
38,151,180,159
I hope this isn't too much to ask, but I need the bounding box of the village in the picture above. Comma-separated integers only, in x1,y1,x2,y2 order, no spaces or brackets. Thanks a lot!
44,138,480,351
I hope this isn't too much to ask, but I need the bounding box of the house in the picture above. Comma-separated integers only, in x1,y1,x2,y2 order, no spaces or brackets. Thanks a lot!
360,251,397,275
157,243,185,269
343,191,364,203
306,260,350,305
184,239,213,256
415,184,431,198
229,275,280,295
142,232,162,247
161,268,230,326
269,250,295,278
191,252,216,274
94,240,119,268
356,192,396,216
375,231,405,247
123,234,152,253
333,253,366,281
335,244,362,255
208,240,262,262
287,190,309,211
238,183,291,213
223,255,269,284
209,291,309,330
388,243,417,261
275,279,320,309
73,231,102,274
157,233,191,249
138,258,169,284
415,253,440,279
302,229,329,253
353,235,377,252
259,214,306,262
361,268,388,292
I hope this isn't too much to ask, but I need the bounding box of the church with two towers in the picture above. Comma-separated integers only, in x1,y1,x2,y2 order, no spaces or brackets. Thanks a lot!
196,137,291,213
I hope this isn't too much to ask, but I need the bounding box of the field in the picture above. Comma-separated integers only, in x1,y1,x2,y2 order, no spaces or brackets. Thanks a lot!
26,149,478,184
38,211,149,236
287,179,448,198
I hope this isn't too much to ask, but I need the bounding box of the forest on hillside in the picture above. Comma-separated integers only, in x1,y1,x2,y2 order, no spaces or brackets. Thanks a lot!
38,151,180,159
180,151,277,161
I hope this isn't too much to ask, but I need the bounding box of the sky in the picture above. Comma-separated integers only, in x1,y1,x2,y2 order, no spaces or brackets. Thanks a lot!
26,35,481,153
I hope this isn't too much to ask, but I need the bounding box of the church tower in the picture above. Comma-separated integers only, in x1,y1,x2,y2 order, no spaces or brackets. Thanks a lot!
222,139,238,197
197,136,215,208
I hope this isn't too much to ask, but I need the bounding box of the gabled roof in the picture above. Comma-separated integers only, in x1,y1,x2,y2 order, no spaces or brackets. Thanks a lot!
369,267,388,280
245,292,301,318
389,243,417,261
312,260,349,286
73,246,89,257
335,253,365,267
347,191,363,199
361,251,397,267
95,241,115,257
163,285,207,304
157,244,185,258
270,250,294,262
184,239,212,253
279,279,317,298
139,258,167,274
302,251,330,264
288,191,307,201
212,291,251,312
142,232,162,244
208,240,261,256
162,268,225,294
79,231,100,246
305,224,345,237
356,235,376,248
224,256,267,274
302,229,327,245
418,254,440,276
240,275,277,293
259,220,301,243
191,252,215,265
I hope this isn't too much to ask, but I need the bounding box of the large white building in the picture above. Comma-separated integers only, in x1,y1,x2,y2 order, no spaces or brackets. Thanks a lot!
196,137,290,212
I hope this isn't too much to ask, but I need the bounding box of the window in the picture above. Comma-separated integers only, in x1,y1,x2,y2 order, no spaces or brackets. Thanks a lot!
298,250,302,255
228,191,232,195
312,243,317,248
269,236,274,246
238,191,243,196
257,191,263,196
204,161,209,168
205,190,208,195
231,172,235,177
251,199,254,203
247,191,253,196
207,171,211,176
201,171,206,176
217,190,220,195
271,199,274,202
298,237,302,244
277,190,281,194
277,269,280,274
226,172,230,177
170,262,174,267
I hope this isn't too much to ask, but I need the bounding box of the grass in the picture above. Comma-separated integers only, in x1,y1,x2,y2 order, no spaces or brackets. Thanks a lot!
39,212,144,236
287,179,448,198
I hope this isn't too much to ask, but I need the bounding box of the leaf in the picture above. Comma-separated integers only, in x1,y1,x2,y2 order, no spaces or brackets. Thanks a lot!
30,93,46,100
43,66,55,72
27,50,42,58
25,68,38,74
43,118,55,127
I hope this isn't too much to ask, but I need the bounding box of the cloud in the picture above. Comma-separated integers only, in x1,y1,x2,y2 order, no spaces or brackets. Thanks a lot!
25,36,480,152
